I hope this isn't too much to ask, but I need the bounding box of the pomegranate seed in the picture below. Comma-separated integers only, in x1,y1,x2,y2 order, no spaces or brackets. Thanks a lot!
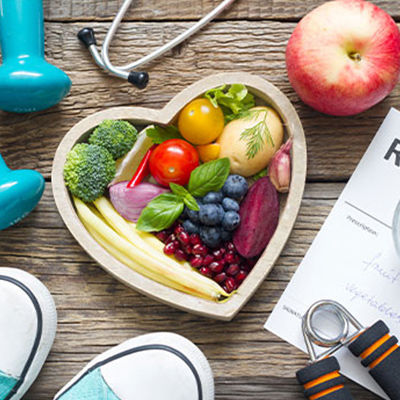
236,270,248,282
209,261,224,274
225,277,237,293
226,242,235,251
214,272,227,284
226,264,240,276
166,233,176,244
164,242,176,255
203,254,214,266
156,231,168,242
190,255,204,268
189,233,202,246
174,249,187,261
213,248,225,260
231,254,241,264
224,252,236,264
193,244,207,256
174,225,184,235
177,230,190,245
183,245,193,255
199,266,212,277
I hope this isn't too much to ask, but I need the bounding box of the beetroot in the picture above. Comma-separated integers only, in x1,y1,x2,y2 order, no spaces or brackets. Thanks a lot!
233,177,279,258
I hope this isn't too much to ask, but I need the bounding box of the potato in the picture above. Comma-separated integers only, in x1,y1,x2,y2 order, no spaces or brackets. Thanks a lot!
217,106,284,177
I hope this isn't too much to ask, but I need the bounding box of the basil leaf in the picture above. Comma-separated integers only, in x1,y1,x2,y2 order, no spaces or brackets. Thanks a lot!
183,194,199,211
136,193,184,232
188,158,230,197
169,183,199,211
146,125,183,144
169,183,188,198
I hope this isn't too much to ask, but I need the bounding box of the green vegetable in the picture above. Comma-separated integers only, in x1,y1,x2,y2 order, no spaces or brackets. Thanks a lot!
146,125,183,144
205,84,255,122
136,193,184,232
240,109,274,159
137,159,230,232
169,183,199,211
63,143,116,203
188,158,230,197
89,120,138,160
250,168,268,183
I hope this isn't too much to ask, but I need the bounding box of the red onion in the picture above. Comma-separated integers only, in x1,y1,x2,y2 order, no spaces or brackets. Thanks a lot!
109,181,169,222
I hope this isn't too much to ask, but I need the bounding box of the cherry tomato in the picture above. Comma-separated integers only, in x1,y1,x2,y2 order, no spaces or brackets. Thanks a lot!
178,98,225,145
149,139,199,187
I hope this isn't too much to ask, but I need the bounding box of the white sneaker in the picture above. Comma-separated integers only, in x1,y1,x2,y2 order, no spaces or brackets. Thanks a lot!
55,332,214,400
0,268,57,400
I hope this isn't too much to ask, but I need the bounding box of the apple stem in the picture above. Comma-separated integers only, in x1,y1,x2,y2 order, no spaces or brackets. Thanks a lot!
348,51,362,62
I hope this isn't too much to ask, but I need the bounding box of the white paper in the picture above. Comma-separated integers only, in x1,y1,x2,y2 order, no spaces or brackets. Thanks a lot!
265,108,400,399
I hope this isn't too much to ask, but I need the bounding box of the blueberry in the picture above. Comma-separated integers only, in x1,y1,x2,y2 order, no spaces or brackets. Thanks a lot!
222,211,240,231
221,229,232,242
186,207,199,222
203,191,223,204
199,204,224,226
222,197,240,212
222,175,248,199
182,219,199,235
200,226,221,248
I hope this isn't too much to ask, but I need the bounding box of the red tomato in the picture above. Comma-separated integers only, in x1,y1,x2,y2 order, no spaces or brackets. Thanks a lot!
149,139,199,187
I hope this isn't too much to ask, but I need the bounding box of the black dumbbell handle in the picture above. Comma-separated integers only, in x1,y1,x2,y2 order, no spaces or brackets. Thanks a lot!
348,320,400,400
297,357,354,399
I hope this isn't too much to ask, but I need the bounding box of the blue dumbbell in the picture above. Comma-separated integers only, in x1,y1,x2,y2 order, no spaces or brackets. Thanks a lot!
0,0,71,113
0,155,45,230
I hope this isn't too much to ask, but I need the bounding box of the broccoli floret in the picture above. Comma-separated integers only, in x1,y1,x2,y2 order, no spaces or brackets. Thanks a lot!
89,120,137,159
64,143,116,202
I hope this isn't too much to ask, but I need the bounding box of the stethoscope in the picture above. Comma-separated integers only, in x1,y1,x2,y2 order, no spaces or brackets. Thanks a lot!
77,0,237,89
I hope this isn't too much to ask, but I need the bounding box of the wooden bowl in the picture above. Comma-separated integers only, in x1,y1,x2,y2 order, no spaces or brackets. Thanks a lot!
52,72,307,321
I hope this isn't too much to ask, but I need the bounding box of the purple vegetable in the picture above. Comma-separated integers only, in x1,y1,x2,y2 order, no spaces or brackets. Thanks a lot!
233,177,279,258
109,181,169,222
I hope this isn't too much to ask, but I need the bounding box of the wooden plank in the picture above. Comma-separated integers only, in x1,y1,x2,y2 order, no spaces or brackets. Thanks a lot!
0,21,396,182
42,0,400,21
0,182,377,398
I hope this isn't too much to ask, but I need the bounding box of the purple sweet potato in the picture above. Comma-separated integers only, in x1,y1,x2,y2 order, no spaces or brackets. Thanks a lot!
233,177,279,258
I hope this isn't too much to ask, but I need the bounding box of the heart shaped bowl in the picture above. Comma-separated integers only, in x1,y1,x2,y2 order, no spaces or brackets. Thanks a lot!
52,72,307,321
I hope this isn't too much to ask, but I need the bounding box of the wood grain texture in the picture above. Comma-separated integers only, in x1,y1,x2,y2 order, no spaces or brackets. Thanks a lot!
0,1,389,397
1,20,398,182
42,0,400,21
0,184,378,399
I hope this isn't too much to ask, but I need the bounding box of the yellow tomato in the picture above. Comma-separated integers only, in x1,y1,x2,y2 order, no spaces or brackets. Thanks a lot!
178,98,225,145
197,143,220,163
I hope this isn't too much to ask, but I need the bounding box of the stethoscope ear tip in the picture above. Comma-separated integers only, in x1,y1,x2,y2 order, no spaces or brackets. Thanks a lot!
77,27,97,48
128,71,149,89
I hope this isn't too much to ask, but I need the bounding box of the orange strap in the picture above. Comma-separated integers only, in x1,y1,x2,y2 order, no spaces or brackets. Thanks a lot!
360,334,390,359
304,371,340,389
310,385,344,400
304,371,343,400
370,345,398,369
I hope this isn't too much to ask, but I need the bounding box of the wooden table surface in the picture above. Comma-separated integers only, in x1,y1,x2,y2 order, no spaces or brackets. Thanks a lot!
2,1,399,398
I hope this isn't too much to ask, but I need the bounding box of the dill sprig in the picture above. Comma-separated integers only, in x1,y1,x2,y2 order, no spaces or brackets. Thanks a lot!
239,109,274,159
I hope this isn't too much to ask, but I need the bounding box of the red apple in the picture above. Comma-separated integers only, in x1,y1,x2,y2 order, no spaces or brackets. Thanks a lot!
286,0,400,116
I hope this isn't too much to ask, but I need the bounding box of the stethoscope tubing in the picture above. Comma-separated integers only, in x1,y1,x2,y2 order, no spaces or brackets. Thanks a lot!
86,0,237,81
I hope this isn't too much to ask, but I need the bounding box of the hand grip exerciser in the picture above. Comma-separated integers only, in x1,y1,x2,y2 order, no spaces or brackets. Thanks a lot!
297,300,400,400
0,155,45,230
0,0,71,113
